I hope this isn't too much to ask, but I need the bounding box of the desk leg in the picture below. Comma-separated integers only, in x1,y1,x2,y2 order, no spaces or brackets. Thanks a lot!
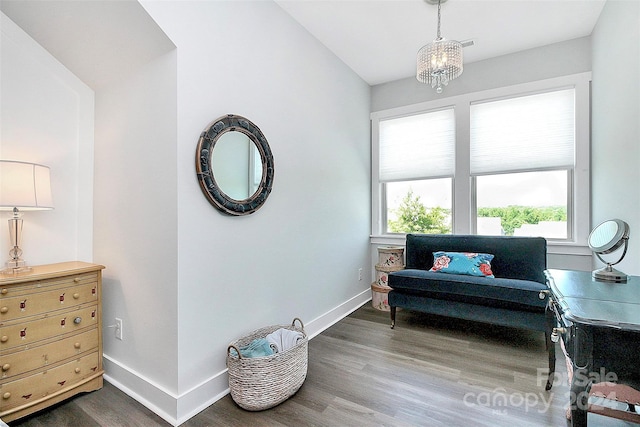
545,305,556,390
570,324,593,427
570,367,590,427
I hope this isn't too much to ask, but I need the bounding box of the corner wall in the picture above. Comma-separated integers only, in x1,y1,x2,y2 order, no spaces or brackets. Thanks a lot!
2,1,372,423
94,49,180,421
0,12,94,265
140,1,371,423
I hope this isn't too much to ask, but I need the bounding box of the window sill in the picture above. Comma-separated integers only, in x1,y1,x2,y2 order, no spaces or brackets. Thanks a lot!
370,235,591,256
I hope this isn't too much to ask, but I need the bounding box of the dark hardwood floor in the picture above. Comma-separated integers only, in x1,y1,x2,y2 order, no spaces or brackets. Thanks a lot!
8,304,636,426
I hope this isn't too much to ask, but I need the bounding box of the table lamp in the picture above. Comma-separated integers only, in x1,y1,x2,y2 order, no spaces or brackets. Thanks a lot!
0,160,54,274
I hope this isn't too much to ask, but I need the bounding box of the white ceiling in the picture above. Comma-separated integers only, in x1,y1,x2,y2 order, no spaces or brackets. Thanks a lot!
1,0,175,90
274,0,607,86
1,0,607,89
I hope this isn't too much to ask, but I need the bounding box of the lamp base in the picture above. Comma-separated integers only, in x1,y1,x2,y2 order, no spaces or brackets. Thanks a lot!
1,266,32,275
592,265,628,283
1,258,32,275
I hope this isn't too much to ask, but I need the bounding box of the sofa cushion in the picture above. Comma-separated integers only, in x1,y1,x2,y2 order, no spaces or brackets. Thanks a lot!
389,268,547,310
430,251,495,277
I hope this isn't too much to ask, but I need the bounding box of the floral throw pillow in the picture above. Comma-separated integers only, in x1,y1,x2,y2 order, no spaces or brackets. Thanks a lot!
430,251,495,278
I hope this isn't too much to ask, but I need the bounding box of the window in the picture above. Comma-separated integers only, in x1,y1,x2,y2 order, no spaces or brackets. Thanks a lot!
470,89,575,239
379,109,454,234
371,73,590,245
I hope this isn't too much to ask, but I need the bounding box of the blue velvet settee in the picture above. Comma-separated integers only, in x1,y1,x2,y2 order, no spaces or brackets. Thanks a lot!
388,234,555,387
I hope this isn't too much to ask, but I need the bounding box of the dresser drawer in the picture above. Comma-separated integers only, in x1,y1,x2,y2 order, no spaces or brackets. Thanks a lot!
0,352,100,412
0,329,98,381
0,273,98,297
0,281,98,321
0,305,97,351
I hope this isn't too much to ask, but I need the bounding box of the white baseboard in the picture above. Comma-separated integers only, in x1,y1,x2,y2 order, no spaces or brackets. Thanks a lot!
103,355,179,426
175,370,230,425
305,288,371,339
104,289,372,425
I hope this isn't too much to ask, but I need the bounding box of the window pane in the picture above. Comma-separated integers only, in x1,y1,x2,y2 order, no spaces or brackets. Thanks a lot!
385,179,452,234
476,170,568,238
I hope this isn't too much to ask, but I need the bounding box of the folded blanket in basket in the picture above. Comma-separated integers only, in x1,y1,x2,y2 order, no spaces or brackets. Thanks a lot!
266,328,304,353
230,338,275,358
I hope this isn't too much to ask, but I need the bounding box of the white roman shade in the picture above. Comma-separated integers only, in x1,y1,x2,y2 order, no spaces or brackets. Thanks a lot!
470,88,575,175
379,108,455,182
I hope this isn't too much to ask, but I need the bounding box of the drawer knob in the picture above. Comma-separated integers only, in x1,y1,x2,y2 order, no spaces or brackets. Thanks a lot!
551,327,567,343
538,290,550,300
73,293,80,299
0,306,8,314
2,363,10,371
3,392,10,399
74,317,82,325
0,335,8,343
74,278,81,283
74,342,81,349
1,288,7,295
75,367,81,374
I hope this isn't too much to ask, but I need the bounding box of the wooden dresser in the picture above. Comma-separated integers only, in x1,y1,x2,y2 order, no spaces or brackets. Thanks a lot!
0,262,105,422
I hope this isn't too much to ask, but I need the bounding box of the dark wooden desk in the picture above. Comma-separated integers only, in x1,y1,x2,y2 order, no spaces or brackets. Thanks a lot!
546,269,640,427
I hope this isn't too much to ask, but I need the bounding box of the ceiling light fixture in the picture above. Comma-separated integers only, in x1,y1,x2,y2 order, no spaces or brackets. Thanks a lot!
417,0,463,93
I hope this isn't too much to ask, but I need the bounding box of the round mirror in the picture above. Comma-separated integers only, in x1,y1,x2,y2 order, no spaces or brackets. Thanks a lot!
588,219,630,282
211,132,262,201
588,219,629,254
196,115,274,215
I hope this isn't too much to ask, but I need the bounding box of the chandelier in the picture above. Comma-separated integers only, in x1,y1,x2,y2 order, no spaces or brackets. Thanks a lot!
416,0,463,93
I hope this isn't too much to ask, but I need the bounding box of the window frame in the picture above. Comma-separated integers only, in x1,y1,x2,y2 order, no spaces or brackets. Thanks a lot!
371,73,591,249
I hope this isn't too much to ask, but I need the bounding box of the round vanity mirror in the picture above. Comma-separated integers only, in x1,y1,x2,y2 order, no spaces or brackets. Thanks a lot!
588,219,630,282
196,115,274,215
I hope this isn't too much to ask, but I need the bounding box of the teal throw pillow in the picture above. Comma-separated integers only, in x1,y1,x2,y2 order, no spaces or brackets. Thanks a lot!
430,251,495,278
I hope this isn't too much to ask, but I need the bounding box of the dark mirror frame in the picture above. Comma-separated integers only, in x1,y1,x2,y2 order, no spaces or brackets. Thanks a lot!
196,114,274,215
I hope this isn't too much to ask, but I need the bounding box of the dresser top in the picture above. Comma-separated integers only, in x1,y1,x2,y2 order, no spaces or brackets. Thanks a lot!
0,261,105,285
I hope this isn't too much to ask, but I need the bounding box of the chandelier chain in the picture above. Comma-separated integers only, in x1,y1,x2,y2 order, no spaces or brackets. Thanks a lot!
436,0,442,40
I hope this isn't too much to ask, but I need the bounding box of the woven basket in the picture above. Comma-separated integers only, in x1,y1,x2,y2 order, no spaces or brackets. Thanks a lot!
226,318,308,411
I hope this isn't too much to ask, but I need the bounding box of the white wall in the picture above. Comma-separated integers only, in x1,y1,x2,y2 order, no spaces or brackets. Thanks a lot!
591,0,640,276
139,2,371,422
0,13,94,265
93,49,180,416
371,36,592,112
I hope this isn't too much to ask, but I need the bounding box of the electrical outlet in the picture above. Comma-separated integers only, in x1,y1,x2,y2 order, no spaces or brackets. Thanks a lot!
358,268,363,281
115,317,123,340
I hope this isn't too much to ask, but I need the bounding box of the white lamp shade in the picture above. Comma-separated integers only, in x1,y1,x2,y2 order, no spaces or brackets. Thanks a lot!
0,160,54,210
